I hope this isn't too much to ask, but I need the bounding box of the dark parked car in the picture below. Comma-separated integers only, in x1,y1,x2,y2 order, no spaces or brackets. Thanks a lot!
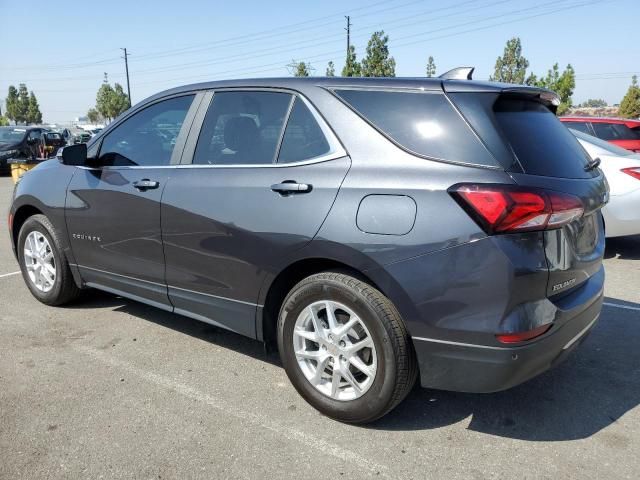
0,126,47,173
9,73,607,423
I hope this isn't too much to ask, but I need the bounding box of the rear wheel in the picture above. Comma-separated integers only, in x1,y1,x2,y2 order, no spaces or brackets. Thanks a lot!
278,271,417,423
17,214,80,306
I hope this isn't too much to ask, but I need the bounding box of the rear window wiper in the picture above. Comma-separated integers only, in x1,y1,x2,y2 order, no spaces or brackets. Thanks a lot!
585,157,601,172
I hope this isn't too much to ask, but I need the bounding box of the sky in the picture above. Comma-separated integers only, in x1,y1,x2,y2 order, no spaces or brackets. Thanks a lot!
0,0,638,123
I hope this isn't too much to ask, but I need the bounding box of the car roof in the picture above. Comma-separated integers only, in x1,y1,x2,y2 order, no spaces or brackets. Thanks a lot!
137,76,556,107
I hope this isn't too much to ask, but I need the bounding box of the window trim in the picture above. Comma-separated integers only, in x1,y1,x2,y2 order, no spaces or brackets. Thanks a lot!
328,87,502,170
89,92,203,170
181,87,347,169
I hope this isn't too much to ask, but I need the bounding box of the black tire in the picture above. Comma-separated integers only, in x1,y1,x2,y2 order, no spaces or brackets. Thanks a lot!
17,214,81,306
277,271,417,424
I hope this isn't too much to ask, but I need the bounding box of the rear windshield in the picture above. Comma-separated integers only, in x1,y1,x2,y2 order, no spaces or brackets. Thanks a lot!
494,98,596,179
333,89,499,167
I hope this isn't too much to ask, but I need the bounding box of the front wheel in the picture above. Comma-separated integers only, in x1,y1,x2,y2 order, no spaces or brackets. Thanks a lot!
277,271,417,423
17,214,80,306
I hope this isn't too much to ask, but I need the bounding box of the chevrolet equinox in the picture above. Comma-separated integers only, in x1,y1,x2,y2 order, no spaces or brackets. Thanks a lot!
9,71,607,423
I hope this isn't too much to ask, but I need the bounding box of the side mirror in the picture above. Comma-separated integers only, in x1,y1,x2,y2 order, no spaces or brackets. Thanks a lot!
58,143,87,166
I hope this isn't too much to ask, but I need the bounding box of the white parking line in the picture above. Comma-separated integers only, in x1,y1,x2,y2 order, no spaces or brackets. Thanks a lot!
603,301,640,312
0,271,20,279
75,345,390,477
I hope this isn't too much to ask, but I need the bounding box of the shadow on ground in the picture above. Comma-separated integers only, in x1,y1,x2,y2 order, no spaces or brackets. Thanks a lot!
68,290,639,441
604,235,640,260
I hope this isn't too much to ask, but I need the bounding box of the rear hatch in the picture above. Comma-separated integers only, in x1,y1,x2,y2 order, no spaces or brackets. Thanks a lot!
447,84,607,297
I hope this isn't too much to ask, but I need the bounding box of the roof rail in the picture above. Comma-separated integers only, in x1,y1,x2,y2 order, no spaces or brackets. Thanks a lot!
439,67,474,80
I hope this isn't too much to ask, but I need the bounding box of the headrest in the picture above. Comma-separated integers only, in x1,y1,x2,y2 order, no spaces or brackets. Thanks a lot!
224,116,259,151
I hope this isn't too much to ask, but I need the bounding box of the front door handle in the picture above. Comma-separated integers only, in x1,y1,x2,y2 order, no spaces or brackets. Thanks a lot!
133,179,159,191
271,181,312,195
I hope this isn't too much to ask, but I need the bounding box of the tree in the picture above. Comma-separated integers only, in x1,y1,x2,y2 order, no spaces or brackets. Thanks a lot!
87,108,101,124
619,75,640,119
326,61,335,77
111,83,131,116
490,37,529,84
0,115,8,126
361,31,396,77
5,85,19,124
292,61,310,77
27,91,42,124
16,84,30,124
528,63,576,115
579,99,607,108
426,56,436,77
95,81,130,122
341,45,361,77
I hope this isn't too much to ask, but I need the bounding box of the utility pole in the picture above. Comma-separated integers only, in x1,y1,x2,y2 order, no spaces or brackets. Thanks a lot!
121,48,131,106
345,16,351,56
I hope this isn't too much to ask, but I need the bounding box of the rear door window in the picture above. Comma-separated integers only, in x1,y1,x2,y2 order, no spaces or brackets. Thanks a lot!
193,91,292,165
493,98,595,179
277,98,331,163
333,89,499,167
592,122,640,141
563,121,592,135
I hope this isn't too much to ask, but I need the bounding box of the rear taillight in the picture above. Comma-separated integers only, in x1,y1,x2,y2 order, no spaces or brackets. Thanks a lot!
449,184,584,234
496,324,552,344
622,167,640,180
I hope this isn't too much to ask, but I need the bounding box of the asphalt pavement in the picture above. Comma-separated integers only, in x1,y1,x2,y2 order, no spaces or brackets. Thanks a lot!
0,174,638,479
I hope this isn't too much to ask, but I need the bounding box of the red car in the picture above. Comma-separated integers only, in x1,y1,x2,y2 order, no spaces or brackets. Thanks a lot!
560,116,640,152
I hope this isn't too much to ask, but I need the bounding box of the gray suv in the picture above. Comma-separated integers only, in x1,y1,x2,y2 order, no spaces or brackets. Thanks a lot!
9,74,607,423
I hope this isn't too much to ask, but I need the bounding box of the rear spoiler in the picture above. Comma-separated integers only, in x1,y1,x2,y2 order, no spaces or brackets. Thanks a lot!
440,66,561,113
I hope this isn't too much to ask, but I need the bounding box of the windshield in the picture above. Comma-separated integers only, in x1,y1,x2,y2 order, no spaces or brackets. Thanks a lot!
570,128,635,156
0,127,27,143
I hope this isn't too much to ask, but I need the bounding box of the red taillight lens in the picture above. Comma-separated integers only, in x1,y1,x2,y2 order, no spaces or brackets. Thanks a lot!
496,324,552,344
622,167,640,180
450,184,584,234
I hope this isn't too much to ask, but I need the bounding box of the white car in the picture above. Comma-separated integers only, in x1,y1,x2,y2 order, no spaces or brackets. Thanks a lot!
571,128,640,237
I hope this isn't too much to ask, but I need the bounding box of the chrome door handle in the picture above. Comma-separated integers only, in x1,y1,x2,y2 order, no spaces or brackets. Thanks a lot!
271,182,312,194
133,179,159,191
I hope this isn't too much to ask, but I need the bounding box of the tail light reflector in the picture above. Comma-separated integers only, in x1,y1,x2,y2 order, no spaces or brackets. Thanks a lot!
622,167,640,180
496,324,552,344
449,184,584,234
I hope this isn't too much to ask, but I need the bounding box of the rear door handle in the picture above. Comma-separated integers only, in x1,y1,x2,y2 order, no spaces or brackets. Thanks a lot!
133,179,159,191
271,181,312,195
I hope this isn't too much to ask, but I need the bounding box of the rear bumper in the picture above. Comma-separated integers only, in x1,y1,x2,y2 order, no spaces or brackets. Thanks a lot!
413,278,603,393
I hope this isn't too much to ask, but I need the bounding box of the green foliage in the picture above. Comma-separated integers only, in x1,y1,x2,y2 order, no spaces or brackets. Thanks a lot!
490,37,529,84
87,108,101,124
5,85,19,124
27,92,42,124
341,45,361,77
96,82,130,121
293,61,311,77
16,84,30,124
361,31,396,77
425,56,436,77
326,61,335,77
619,75,640,119
528,63,576,115
578,98,608,108
0,115,9,126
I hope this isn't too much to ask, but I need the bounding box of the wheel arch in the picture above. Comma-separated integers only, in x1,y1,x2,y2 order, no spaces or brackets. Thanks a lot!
259,257,387,345
11,204,44,250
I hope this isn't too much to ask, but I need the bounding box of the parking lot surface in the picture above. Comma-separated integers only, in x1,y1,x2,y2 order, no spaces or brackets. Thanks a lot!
1,175,638,479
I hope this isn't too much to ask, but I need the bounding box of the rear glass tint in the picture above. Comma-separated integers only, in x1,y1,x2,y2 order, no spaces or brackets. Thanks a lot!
333,89,498,167
494,98,596,179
